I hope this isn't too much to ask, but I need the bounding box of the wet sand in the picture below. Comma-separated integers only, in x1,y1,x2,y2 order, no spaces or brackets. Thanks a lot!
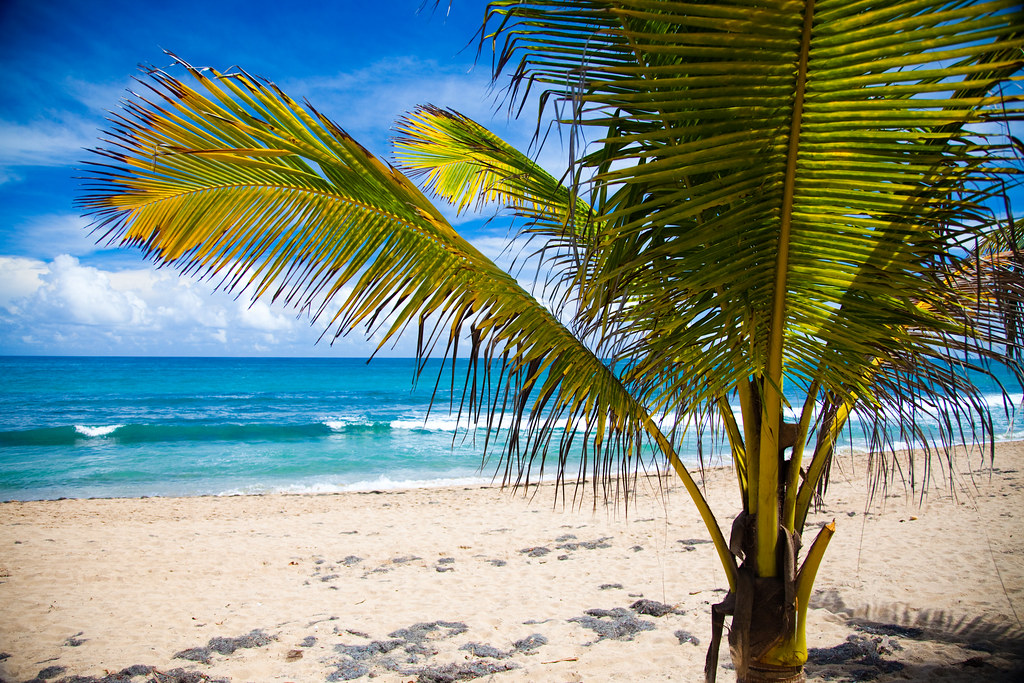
1,443,1022,682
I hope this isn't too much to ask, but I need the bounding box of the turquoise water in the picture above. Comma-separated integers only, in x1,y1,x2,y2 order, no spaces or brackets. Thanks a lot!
0,357,499,500
0,356,1020,500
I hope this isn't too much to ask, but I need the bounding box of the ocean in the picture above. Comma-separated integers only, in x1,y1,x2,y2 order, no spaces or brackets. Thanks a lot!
0,356,1020,501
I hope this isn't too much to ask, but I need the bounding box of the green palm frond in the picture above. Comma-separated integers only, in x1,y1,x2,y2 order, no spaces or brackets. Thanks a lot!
393,104,604,326
81,57,590,432
78,55,739,579
487,0,1023,582
488,0,1024,410
978,215,1024,255
394,105,595,238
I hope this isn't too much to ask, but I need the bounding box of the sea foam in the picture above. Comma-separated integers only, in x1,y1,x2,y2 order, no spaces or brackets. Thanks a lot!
323,417,373,431
390,416,470,432
74,424,124,438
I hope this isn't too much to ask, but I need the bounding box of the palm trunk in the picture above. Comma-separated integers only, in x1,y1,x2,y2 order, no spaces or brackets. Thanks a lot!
727,571,806,683
729,513,805,681
708,575,807,683
707,513,835,683
737,663,805,683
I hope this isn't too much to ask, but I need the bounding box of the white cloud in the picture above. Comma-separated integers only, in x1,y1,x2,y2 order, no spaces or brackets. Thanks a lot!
0,116,98,170
0,214,569,357
0,256,48,307
0,254,422,356
29,255,148,326
0,255,278,352
8,213,106,259
63,76,135,114
237,299,294,332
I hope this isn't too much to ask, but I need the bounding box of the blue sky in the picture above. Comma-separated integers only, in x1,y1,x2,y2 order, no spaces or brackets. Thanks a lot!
1,2,1020,359
0,0,548,357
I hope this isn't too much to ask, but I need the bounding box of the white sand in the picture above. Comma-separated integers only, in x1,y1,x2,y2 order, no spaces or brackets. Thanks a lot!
1,443,1022,682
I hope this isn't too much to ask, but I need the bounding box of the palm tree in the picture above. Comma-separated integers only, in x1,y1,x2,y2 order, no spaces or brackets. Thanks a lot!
79,1,1023,680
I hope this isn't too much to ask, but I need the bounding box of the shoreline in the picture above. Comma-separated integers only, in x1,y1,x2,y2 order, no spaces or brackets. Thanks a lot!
1,444,1022,682
4,434,1019,504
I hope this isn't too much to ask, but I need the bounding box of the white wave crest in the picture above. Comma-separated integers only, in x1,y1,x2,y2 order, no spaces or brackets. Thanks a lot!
323,417,373,431
74,424,124,437
984,392,1023,409
390,416,468,432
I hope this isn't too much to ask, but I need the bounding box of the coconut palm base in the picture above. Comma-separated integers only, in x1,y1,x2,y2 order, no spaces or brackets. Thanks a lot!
740,663,806,683
704,517,809,683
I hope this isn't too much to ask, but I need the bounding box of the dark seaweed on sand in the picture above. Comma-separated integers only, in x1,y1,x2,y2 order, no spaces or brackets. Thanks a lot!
326,660,371,681
567,600,680,643
569,607,656,642
117,665,154,677
675,629,701,646
512,634,547,652
459,643,508,659
173,630,276,664
329,621,469,679
630,599,681,617
63,633,87,647
388,621,468,642
556,537,612,551
390,555,422,564
151,669,229,683
24,667,224,683
415,661,518,682
34,665,66,680
335,639,406,661
457,633,548,661
327,620,537,681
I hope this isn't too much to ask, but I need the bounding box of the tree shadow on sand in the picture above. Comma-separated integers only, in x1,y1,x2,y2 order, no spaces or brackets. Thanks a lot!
807,590,1024,681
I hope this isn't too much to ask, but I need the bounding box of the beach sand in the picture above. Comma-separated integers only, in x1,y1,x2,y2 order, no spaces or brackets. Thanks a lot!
1,443,1022,682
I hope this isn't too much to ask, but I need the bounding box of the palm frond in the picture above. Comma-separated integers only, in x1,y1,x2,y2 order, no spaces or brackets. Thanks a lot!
394,104,606,328
80,57,595,438
488,0,1024,415
78,55,739,579
394,105,595,238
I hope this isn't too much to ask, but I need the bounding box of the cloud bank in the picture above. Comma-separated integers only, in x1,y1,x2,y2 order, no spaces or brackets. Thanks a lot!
0,254,382,356
0,234,564,358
